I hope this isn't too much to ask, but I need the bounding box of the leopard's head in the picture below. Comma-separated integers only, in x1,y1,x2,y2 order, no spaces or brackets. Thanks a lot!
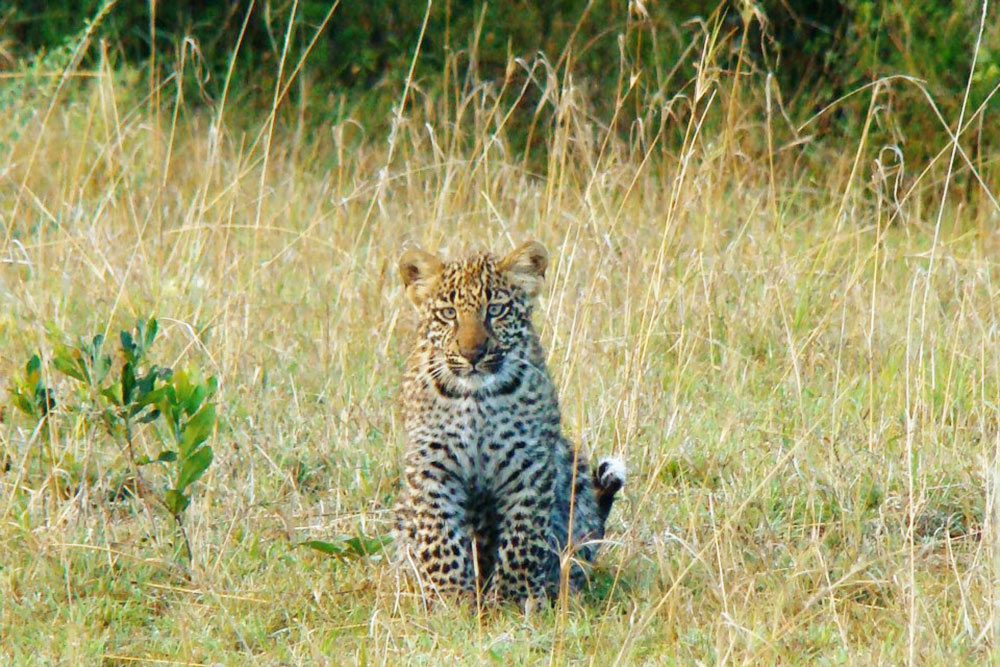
399,241,548,393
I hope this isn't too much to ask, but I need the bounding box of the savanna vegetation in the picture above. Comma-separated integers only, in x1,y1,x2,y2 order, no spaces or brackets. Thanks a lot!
1,1,998,664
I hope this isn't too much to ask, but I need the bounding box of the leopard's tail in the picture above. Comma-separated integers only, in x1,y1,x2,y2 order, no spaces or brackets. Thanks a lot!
592,457,626,525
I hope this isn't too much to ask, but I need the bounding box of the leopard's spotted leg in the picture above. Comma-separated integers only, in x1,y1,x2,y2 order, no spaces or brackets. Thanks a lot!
492,469,554,601
400,463,476,597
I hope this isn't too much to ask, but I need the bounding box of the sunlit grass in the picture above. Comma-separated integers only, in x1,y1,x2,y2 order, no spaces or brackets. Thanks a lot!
1,8,998,665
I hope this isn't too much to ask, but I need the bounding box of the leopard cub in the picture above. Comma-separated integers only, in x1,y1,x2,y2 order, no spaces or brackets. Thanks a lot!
393,241,625,602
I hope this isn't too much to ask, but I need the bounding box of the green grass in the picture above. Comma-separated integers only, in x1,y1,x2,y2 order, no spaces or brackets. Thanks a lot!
1,12,998,666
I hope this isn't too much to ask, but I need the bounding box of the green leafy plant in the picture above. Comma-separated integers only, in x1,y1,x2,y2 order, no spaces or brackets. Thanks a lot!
301,533,392,562
10,353,56,420
8,317,217,563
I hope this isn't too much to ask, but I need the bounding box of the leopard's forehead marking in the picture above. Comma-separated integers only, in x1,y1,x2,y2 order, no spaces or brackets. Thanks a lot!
435,253,508,304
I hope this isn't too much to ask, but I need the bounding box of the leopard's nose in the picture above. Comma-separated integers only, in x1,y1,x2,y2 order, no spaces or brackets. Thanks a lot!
457,315,489,365
459,339,487,364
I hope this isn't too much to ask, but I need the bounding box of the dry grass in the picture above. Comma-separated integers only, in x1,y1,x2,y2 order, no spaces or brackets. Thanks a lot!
1,10,998,665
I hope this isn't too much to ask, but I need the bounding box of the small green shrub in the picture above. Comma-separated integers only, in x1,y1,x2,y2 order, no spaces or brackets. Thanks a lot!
8,317,217,563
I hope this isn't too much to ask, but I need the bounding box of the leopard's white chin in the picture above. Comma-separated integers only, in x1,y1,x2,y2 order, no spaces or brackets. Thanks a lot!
453,374,490,392
451,367,500,392
445,356,516,393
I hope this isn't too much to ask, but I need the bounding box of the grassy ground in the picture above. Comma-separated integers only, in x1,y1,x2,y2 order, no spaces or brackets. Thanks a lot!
1,20,998,666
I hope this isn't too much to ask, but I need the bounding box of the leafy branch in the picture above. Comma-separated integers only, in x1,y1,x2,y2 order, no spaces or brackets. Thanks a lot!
8,317,217,564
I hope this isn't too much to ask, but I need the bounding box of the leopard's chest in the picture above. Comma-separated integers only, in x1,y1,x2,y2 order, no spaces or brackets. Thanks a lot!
407,376,558,484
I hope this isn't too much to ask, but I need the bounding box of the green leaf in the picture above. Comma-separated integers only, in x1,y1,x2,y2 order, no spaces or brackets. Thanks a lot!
132,384,170,424
170,369,192,405
94,353,112,386
180,404,216,454
164,489,190,515
157,400,182,443
141,384,173,407
52,354,85,382
183,384,207,417
134,366,158,398
121,361,136,405
300,535,392,560
12,390,35,416
171,372,216,418
300,540,347,557
26,353,41,377
100,385,121,406
120,330,136,363
83,334,111,385
142,318,158,352
345,535,392,557
137,449,176,466
175,445,213,492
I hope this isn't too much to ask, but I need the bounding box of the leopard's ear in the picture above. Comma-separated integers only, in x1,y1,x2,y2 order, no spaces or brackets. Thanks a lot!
399,248,443,307
499,241,548,297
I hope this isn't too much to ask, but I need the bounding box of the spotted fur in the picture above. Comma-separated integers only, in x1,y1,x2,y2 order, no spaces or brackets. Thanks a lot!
393,241,625,602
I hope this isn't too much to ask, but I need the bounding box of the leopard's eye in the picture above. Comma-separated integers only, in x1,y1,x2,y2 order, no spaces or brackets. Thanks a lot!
438,307,457,321
486,302,508,318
